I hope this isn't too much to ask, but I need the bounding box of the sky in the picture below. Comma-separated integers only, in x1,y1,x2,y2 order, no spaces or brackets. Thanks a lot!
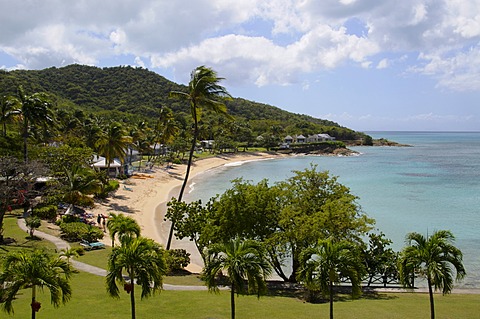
1,0,480,132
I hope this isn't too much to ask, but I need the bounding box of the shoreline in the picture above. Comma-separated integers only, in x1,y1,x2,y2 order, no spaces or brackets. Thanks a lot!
91,152,287,273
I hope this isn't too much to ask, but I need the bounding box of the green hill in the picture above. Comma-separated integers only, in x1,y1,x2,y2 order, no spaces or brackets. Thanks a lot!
0,64,366,141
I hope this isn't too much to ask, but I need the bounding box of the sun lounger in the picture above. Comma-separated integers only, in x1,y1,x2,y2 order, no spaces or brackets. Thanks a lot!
124,185,133,191
80,240,105,250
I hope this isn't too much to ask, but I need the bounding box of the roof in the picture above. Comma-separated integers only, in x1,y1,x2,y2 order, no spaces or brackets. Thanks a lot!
92,157,122,168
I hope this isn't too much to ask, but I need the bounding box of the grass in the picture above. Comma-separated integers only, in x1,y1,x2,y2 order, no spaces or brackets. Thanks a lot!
2,271,479,319
1,214,479,318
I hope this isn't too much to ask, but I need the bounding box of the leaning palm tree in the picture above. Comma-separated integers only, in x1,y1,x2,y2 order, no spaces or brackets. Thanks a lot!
9,86,54,162
297,239,363,319
203,238,272,319
398,230,466,319
107,213,141,247
166,66,232,249
106,236,166,319
0,250,73,319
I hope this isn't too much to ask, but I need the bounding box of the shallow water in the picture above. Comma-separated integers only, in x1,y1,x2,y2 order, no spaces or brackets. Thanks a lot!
185,132,480,288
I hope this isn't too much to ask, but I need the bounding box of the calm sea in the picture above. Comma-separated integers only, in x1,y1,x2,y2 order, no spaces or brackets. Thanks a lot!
185,132,480,288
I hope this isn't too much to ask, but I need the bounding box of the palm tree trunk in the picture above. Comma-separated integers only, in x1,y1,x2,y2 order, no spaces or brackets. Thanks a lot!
130,277,136,319
23,119,28,163
166,106,198,250
231,283,235,319
427,277,435,319
31,285,36,319
329,280,334,319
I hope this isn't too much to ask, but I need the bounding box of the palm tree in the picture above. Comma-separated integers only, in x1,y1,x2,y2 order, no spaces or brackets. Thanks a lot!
106,213,141,247
0,250,73,319
398,230,466,319
298,239,363,319
59,247,81,265
203,238,272,319
9,86,53,162
62,164,102,210
95,122,132,175
167,66,232,249
0,94,20,136
106,237,166,319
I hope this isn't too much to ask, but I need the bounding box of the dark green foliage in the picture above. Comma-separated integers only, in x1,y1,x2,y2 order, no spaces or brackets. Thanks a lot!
164,249,191,273
32,204,57,220
59,222,104,242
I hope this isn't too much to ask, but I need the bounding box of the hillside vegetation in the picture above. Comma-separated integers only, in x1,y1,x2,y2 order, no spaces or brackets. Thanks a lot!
0,64,367,142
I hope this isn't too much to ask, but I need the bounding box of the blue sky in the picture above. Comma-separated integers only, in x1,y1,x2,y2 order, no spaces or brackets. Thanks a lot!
1,0,480,132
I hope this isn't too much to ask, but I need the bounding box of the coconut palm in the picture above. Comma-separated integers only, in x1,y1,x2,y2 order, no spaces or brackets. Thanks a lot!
9,86,54,162
0,250,73,319
167,66,232,249
59,247,81,265
107,213,141,247
298,239,363,319
63,163,102,210
398,230,466,319
95,122,132,174
0,94,20,136
106,237,166,319
203,238,272,319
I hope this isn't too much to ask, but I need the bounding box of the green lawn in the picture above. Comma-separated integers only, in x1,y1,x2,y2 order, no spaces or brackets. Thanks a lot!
2,271,479,319
1,213,479,318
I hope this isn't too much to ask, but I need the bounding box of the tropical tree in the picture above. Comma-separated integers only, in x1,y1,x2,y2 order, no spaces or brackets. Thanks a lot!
8,86,54,163
167,66,232,249
95,121,131,174
203,238,272,319
398,230,466,319
62,163,102,210
59,247,81,265
106,213,141,247
0,94,20,136
106,237,166,319
298,239,364,319
275,164,373,282
0,250,73,319
0,156,47,242
25,216,41,238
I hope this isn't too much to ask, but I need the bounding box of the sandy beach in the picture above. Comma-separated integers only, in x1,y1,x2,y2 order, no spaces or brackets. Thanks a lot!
91,152,283,273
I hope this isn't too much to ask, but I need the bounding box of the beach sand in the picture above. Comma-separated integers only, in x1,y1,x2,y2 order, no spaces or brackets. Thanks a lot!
91,152,283,273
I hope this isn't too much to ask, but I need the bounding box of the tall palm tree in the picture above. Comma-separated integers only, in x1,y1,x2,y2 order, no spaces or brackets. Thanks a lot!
9,86,53,162
106,237,166,319
298,239,363,319
398,230,466,319
0,250,73,319
107,213,141,247
95,122,132,175
203,238,272,319
167,66,232,249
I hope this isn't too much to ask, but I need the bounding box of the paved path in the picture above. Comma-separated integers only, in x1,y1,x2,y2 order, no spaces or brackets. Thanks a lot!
17,219,207,291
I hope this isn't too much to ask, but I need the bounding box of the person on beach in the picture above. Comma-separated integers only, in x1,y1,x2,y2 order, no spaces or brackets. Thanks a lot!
97,214,102,226
102,215,106,232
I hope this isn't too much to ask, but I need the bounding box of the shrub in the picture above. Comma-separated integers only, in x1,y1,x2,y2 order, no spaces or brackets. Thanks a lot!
25,216,42,237
59,222,104,242
32,205,57,220
165,248,191,273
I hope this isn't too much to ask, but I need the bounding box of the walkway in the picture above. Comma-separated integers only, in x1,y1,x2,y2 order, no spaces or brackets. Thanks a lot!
17,219,207,291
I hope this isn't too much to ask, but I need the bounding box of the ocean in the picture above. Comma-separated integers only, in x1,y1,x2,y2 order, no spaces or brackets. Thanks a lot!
185,132,480,288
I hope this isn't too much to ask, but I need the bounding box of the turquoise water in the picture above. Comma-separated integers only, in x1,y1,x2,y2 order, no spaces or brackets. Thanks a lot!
185,132,480,288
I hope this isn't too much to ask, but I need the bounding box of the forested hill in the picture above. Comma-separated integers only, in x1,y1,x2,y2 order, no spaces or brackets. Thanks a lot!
0,64,364,140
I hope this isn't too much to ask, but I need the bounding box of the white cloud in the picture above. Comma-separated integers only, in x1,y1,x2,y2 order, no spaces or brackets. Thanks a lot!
0,0,480,91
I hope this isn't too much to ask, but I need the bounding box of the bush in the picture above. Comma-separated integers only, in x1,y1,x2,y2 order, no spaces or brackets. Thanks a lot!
32,205,57,220
165,249,191,273
59,222,104,242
